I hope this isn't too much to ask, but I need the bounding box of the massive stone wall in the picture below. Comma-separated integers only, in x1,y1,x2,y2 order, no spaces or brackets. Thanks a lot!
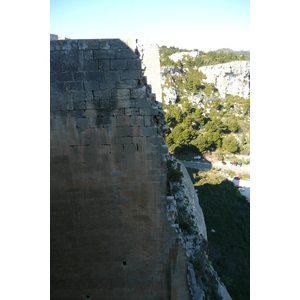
50,38,191,299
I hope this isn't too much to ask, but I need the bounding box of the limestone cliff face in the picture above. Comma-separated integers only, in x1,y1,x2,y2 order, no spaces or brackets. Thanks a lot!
198,61,250,99
161,60,250,105
169,51,200,62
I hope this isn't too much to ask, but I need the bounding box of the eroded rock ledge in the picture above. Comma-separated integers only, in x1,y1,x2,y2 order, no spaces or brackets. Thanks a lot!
167,156,232,300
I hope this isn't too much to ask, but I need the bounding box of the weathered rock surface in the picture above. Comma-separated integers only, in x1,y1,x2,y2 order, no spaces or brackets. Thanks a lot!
178,161,207,240
198,61,250,99
166,157,232,300
160,60,250,105
169,51,200,62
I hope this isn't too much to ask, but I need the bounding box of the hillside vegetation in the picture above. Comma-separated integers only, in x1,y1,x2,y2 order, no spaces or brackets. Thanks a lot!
160,45,250,68
164,95,250,156
159,46,250,158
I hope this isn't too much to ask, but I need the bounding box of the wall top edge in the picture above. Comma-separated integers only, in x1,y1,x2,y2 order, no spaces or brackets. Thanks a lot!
50,36,138,52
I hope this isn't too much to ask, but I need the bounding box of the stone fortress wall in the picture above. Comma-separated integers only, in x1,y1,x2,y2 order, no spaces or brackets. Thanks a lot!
50,38,192,299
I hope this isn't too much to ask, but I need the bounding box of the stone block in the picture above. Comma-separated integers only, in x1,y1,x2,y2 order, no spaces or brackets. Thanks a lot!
104,70,121,81
50,60,62,73
136,98,151,108
51,72,73,83
94,49,116,59
68,110,85,118
50,101,68,112
50,51,66,62
51,119,60,130
111,108,125,116
144,116,152,127
110,99,136,109
84,81,100,91
111,59,127,70
84,109,98,118
142,127,158,137
127,59,141,70
161,144,169,154
113,136,133,144
50,82,65,93
125,108,139,116
99,79,116,90
151,106,159,116
84,71,104,82
116,116,131,127
130,115,143,126
116,48,137,59
124,143,137,153
138,108,152,116
65,49,84,61
99,99,111,109
77,39,110,50
93,90,111,100
116,79,137,89
121,127,136,137
72,72,85,81
73,101,86,110
83,50,93,60
130,87,146,99
121,70,141,80
111,89,130,100
85,99,100,110
76,117,89,129
78,59,99,72
66,101,73,110
110,39,131,49
61,60,79,72
65,81,83,91
67,90,94,102
50,40,78,51
98,60,110,71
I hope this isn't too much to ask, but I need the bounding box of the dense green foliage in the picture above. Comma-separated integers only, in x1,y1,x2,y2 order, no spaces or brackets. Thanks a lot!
187,168,250,300
216,48,250,61
160,46,250,157
167,159,183,183
164,96,250,155
160,45,249,68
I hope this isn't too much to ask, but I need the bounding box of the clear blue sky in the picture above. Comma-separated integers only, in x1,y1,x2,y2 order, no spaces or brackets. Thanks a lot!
50,0,250,51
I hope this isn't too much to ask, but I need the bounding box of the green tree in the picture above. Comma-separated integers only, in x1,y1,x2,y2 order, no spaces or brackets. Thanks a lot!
225,119,239,133
223,136,238,153
243,98,250,116
212,99,221,110
205,118,227,133
225,100,232,110
191,134,207,153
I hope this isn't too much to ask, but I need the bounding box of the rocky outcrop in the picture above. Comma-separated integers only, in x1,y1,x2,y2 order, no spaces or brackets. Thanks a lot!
198,61,250,99
166,157,232,300
161,67,184,105
160,60,250,105
169,51,200,62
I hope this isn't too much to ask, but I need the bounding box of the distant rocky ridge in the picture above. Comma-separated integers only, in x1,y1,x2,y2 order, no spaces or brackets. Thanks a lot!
169,51,201,62
198,61,250,99
161,60,250,105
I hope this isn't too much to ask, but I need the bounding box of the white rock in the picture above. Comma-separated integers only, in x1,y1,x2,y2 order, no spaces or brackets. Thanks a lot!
169,51,201,63
198,61,250,99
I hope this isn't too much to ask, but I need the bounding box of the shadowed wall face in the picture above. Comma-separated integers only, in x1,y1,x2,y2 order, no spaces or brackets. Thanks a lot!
50,39,191,300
